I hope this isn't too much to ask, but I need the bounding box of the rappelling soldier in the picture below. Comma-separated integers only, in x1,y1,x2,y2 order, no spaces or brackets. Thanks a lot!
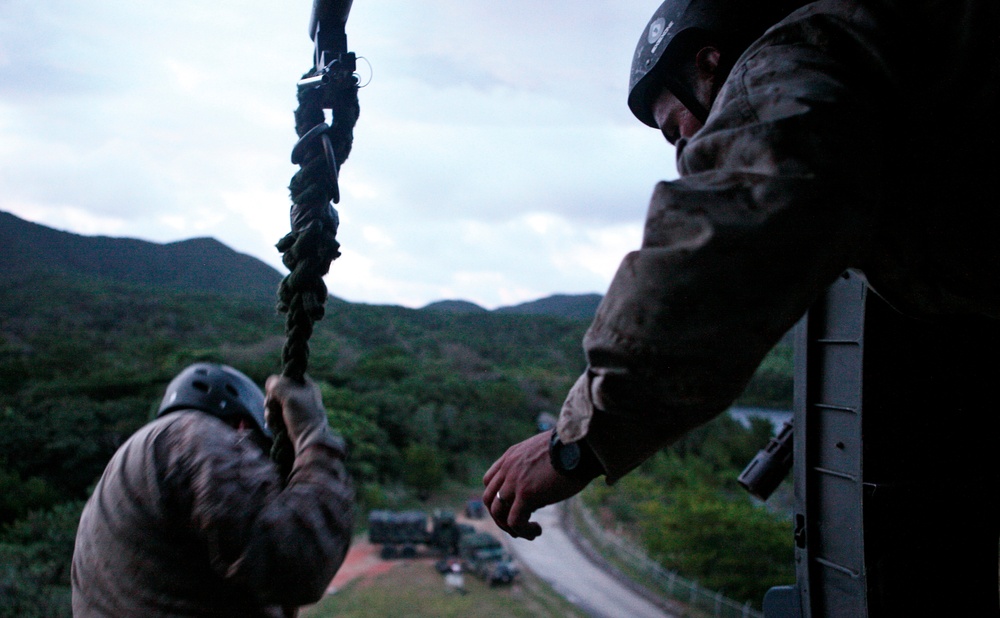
72,363,353,617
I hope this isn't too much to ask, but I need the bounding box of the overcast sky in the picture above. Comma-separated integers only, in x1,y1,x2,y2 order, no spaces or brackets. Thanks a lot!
0,0,677,309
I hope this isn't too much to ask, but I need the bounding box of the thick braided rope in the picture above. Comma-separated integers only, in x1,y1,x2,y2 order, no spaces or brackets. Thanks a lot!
271,69,359,477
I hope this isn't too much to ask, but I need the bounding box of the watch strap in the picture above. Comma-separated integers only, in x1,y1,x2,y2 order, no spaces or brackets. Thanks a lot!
549,429,604,480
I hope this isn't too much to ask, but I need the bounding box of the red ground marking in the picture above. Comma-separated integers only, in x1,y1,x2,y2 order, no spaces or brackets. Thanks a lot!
325,513,506,594
327,538,399,593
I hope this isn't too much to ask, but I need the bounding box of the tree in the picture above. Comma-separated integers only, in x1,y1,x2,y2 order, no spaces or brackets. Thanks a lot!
639,488,793,605
0,502,83,618
402,444,445,500
0,468,60,525
320,383,395,483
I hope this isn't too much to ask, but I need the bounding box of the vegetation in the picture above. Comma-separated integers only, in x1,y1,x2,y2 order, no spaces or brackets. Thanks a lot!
303,554,588,618
0,268,793,615
0,502,82,618
583,413,794,608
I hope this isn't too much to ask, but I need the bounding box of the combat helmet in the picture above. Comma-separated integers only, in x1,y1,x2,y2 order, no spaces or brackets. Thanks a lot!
157,363,272,440
628,0,809,128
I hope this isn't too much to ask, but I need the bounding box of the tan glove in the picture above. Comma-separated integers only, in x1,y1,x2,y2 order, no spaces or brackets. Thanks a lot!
264,375,341,455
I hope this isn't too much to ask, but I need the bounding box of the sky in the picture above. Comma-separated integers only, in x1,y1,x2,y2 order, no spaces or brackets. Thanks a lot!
0,0,678,309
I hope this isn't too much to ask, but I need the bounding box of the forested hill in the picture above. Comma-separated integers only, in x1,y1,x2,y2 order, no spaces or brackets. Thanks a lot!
1,209,604,320
0,224,604,612
0,213,793,613
0,210,284,304
0,222,598,521
424,294,603,321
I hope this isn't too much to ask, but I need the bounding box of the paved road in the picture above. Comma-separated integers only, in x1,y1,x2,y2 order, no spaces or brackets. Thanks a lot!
506,505,677,618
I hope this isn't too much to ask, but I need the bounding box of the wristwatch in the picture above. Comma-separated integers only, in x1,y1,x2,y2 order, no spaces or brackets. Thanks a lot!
548,429,604,480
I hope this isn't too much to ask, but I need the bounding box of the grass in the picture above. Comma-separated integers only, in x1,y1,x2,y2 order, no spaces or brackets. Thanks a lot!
307,481,588,618
302,556,588,618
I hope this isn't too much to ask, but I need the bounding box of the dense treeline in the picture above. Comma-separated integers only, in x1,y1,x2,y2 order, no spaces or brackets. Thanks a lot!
0,272,793,615
584,413,794,608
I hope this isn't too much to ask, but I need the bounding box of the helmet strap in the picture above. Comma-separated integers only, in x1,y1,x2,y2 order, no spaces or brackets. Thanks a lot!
662,73,711,125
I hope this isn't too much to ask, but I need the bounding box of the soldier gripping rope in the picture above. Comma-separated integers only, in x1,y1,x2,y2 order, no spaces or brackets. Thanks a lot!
71,364,353,617
72,0,365,615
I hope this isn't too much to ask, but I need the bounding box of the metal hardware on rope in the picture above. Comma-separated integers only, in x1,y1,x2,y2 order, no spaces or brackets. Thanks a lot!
271,0,360,477
290,123,340,203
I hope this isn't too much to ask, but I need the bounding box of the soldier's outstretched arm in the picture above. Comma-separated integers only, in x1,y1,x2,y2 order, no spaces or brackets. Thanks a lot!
482,431,591,539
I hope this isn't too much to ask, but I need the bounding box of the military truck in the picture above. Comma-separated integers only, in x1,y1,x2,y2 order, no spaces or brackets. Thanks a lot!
457,531,518,586
368,509,461,559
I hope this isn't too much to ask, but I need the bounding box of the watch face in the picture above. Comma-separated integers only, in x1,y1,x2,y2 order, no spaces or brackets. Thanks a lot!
559,441,581,471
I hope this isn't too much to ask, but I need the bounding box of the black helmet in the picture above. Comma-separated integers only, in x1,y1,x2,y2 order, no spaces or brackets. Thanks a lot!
628,0,808,128
157,363,272,439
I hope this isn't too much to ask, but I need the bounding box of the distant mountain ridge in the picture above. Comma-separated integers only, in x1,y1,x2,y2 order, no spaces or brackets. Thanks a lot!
0,210,601,318
422,300,489,314
423,293,602,321
495,293,602,321
0,210,283,304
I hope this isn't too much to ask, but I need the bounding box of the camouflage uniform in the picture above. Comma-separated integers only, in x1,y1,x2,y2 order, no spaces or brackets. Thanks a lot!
71,411,353,617
558,0,1000,481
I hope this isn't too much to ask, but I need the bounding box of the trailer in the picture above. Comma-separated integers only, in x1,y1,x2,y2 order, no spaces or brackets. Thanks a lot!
368,509,461,559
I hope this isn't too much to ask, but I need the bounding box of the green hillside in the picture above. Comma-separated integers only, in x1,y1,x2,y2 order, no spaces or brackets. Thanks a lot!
495,293,603,321
0,211,283,304
0,269,594,615
0,214,793,615
0,271,591,498
424,293,603,321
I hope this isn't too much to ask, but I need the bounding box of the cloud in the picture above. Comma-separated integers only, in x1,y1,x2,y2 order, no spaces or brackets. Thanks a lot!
322,208,642,308
0,0,676,309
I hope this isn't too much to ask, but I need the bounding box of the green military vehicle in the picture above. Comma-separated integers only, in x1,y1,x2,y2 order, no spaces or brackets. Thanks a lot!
457,531,518,586
368,509,461,559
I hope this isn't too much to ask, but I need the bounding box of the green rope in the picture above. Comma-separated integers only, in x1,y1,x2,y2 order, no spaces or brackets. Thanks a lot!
270,69,359,478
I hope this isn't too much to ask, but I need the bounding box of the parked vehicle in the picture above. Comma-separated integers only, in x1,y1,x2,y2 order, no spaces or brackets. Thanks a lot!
465,499,486,520
457,531,518,586
368,509,460,559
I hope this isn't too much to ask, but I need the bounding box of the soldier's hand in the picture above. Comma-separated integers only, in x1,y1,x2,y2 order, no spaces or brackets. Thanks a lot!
264,375,330,452
482,432,590,540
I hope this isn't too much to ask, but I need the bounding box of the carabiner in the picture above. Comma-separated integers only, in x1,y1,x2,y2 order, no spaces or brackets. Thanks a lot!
291,123,340,204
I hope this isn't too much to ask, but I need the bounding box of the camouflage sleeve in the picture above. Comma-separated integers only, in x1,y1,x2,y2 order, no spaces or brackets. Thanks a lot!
164,413,354,606
559,1,891,482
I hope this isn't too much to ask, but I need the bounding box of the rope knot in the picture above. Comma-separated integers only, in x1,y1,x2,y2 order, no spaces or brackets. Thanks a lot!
272,63,359,480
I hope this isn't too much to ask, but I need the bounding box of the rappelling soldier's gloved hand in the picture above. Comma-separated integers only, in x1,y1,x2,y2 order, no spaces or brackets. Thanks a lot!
265,375,338,455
